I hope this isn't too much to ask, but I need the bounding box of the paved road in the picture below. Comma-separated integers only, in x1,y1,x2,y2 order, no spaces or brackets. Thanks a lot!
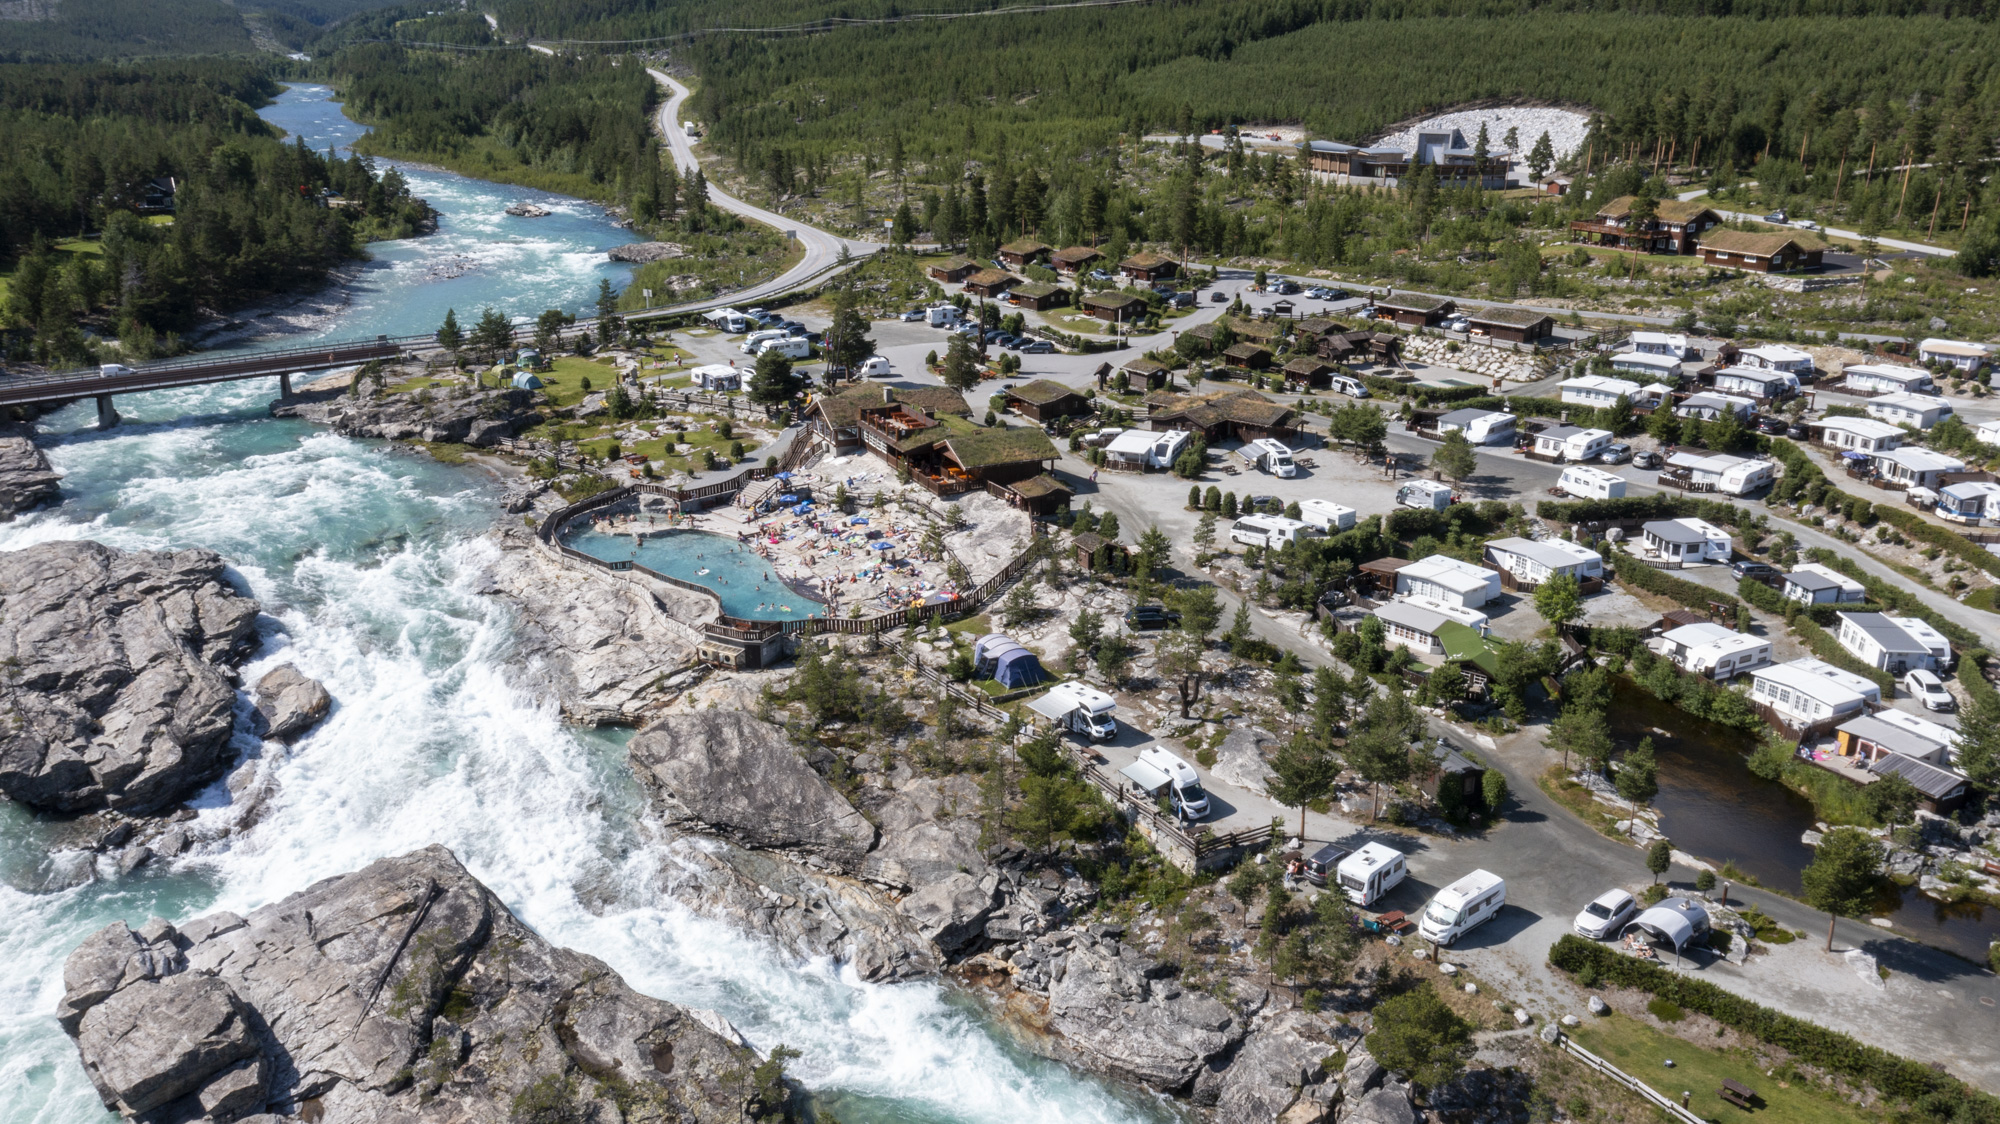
1676,187,1955,259
638,70,881,318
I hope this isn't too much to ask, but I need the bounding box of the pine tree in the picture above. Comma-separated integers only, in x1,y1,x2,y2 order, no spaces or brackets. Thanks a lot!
940,333,981,393
1528,131,1556,181
436,308,463,353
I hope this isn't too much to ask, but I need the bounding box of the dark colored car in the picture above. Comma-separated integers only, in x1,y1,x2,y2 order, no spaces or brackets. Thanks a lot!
1754,415,1789,434
1211,291,1229,303
1304,844,1351,888
1125,604,1182,630
1787,423,1810,439
1020,340,1054,354
1730,560,1778,579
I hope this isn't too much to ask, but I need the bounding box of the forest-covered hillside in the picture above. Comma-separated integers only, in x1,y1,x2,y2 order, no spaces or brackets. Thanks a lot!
0,58,432,363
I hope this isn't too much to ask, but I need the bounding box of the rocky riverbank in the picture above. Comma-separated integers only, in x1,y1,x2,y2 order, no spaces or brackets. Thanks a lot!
271,379,544,448
57,845,768,1124
0,420,61,520
0,540,327,814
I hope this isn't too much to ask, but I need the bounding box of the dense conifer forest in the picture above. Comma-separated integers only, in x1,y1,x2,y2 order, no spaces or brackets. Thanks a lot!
0,59,431,363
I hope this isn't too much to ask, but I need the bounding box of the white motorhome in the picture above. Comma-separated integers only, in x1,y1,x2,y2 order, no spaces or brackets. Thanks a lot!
741,329,788,354
1104,428,1188,471
1417,869,1506,946
926,304,965,327
1298,498,1357,532
1335,842,1409,908
703,307,749,333
1239,439,1298,478
758,337,813,360
1230,515,1312,549
1028,683,1117,741
100,363,136,376
1557,465,1626,499
1119,748,1210,820
1396,480,1454,511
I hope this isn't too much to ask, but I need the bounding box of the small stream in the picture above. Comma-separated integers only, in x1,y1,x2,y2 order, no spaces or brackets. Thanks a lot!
1608,680,1995,962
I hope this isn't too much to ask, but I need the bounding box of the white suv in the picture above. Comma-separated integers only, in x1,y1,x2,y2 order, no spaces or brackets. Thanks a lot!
1903,669,1955,712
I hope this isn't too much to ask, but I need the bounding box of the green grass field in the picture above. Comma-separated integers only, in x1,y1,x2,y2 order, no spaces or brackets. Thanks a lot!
1569,1013,1887,1124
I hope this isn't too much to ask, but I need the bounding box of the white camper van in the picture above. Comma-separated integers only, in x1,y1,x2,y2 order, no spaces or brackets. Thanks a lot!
1328,374,1370,398
1133,747,1210,820
758,337,813,360
1229,515,1312,549
1238,439,1299,478
1027,683,1117,741
1336,842,1409,908
1298,499,1357,532
741,329,789,354
1557,465,1627,500
1396,480,1454,511
1417,869,1506,946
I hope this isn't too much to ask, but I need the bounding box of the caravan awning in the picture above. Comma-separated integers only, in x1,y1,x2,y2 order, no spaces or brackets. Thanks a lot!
1627,900,1710,951
1117,760,1173,795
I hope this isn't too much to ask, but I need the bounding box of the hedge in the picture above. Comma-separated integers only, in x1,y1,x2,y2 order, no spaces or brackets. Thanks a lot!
1791,616,1897,693
1550,934,2000,1122
1539,492,1752,531
1611,551,1741,616
1737,576,1793,616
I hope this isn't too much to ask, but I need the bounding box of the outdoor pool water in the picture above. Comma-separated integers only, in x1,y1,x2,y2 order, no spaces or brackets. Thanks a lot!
561,526,822,621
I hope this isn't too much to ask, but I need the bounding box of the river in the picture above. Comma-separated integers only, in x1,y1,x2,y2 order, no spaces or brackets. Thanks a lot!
0,86,1170,1124
1607,680,1995,963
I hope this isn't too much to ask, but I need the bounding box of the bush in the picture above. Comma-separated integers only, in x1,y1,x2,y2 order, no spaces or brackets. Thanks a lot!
1550,934,2000,1115
1646,996,1686,1022
1613,552,1742,616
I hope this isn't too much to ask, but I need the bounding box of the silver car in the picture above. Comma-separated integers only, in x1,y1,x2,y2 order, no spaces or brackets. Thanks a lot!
1573,888,1637,940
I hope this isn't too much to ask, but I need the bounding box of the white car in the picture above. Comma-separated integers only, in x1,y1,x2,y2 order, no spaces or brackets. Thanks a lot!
1441,315,1470,332
1903,669,1956,712
1573,888,1637,940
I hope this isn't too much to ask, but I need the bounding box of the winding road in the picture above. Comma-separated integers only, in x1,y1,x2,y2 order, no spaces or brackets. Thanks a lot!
634,70,881,319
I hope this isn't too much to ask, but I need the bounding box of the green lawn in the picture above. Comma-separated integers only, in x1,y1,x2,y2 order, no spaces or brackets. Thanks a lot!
1568,1013,1888,1124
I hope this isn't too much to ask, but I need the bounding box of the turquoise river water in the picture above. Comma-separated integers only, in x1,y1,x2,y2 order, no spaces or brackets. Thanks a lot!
0,86,1170,1124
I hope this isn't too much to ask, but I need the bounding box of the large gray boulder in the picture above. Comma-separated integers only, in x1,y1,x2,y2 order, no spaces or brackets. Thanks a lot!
898,870,999,952
0,540,261,812
272,383,541,447
859,776,988,890
1210,1011,1332,1124
629,712,875,870
58,845,761,1124
250,664,330,741
1043,935,1245,1091
1345,1081,1418,1124
0,422,60,520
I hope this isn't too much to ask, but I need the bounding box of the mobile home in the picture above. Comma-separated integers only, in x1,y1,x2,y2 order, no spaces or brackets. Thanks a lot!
1298,498,1357,532
1229,515,1312,549
1557,465,1626,499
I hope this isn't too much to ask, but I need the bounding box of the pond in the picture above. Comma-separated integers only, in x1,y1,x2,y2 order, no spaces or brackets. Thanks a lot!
1608,679,1995,963
560,525,823,621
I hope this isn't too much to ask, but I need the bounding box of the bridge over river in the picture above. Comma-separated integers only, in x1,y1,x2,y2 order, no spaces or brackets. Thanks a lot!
0,336,423,426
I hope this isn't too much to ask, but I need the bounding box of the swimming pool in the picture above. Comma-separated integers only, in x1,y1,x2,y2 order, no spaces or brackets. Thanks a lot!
559,527,822,621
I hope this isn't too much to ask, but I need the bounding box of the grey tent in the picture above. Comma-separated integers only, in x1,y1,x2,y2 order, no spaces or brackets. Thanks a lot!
986,642,1046,689
1625,897,1711,962
511,370,545,390
973,633,1017,676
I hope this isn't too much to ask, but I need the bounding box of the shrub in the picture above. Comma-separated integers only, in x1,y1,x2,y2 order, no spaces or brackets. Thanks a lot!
1613,552,1741,616
1646,996,1686,1022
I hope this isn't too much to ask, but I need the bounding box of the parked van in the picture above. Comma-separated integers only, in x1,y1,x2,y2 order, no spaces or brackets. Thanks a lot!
1417,869,1506,946
857,355,893,378
758,337,813,360
1229,515,1312,549
1298,498,1357,533
1336,842,1409,908
1395,480,1454,511
1238,438,1299,478
741,329,789,354
1137,748,1210,820
1327,374,1370,398
1557,465,1627,500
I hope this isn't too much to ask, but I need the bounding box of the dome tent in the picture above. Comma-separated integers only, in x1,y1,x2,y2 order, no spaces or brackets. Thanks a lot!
511,370,545,390
987,642,1046,689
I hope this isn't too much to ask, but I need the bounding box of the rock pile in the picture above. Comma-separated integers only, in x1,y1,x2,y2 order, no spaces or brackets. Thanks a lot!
1402,334,1538,383
606,241,687,263
0,541,325,812
57,845,762,1124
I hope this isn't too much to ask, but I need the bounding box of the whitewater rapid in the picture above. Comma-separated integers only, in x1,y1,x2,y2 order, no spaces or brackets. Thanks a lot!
0,92,1171,1124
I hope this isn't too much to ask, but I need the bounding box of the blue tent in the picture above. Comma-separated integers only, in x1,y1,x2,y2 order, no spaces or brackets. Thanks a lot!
986,642,1046,689
511,370,545,390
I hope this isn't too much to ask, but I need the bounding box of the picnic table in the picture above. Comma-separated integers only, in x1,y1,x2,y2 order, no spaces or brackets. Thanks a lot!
1719,1079,1758,1109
